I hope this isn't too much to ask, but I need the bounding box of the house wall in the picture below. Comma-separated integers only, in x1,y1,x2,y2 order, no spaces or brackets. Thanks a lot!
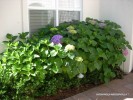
0,0,22,52
83,0,100,20
0,0,29,52
99,0,133,73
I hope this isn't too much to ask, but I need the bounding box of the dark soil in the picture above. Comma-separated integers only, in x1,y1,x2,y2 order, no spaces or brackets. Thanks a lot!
37,68,125,100
37,83,96,100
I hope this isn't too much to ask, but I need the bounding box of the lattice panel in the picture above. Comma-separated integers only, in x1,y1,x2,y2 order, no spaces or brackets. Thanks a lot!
29,10,55,33
58,0,82,10
59,11,80,23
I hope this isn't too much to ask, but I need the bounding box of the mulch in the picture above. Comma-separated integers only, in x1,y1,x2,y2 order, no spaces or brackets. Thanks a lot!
37,83,96,100
37,68,125,100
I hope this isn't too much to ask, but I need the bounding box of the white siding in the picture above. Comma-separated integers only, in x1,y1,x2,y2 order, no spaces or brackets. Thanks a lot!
0,0,23,52
99,0,133,73
83,0,133,73
83,0,100,20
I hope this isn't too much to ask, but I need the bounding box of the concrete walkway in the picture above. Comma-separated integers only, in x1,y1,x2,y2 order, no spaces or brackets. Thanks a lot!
64,73,133,100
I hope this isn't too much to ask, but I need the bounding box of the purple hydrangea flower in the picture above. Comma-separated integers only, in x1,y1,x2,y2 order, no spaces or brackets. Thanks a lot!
51,34,63,44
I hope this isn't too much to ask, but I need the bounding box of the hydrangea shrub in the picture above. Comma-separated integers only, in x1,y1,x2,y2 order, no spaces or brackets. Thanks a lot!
0,17,132,99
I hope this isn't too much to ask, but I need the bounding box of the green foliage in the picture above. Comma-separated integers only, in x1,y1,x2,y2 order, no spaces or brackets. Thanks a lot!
0,17,132,99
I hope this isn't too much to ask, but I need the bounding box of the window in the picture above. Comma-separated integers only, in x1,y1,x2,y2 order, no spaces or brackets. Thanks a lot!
28,0,82,33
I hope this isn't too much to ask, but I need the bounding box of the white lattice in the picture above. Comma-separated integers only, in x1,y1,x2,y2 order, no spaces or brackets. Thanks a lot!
58,0,81,10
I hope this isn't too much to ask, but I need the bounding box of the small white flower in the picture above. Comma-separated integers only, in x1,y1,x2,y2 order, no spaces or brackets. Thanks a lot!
32,63,36,66
2,64,6,66
75,57,83,62
77,73,84,78
43,65,48,69
65,44,75,51
49,42,54,47
34,54,40,58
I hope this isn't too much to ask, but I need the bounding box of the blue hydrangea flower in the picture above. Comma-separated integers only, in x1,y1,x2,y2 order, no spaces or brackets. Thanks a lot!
51,34,63,44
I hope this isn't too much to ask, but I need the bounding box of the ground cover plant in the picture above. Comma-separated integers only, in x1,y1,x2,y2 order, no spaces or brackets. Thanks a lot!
0,17,132,99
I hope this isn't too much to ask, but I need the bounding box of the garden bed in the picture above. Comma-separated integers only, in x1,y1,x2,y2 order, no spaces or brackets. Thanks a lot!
38,83,95,100
37,67,124,100
0,17,131,99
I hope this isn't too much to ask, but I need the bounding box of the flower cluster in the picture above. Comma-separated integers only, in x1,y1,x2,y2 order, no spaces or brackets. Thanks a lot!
51,34,63,44
75,57,83,62
66,26,75,30
77,73,84,78
122,48,128,56
88,20,97,25
65,44,75,51
68,30,77,34
67,26,77,34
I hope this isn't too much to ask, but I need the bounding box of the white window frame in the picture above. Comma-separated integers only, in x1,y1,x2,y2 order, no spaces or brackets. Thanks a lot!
22,0,29,32
22,0,83,32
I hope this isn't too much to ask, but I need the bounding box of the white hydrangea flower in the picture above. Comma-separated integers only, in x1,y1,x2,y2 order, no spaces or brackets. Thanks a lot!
43,65,48,69
65,44,75,51
77,73,84,78
75,57,83,62
34,54,40,58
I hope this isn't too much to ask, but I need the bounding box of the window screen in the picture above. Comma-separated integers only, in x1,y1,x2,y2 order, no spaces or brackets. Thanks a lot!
59,11,80,24
58,0,81,10
28,0,82,33
29,10,55,33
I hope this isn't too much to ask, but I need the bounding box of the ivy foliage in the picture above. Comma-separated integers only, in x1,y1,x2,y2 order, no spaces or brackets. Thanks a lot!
0,17,132,99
